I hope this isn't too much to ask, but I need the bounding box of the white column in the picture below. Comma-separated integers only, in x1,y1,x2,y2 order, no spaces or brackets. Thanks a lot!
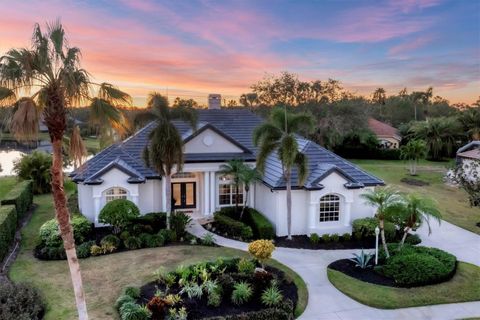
203,171,210,215
93,195,101,225
210,171,216,214
250,183,255,208
131,193,139,207
344,200,352,226
308,201,317,235
161,178,167,212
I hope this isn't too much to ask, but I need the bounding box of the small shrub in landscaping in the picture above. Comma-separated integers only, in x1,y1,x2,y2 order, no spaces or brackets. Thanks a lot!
98,199,140,233
90,245,103,256
352,217,395,241
115,294,135,310
321,234,331,243
405,233,421,245
132,212,167,231
119,302,151,320
342,233,352,241
331,233,340,242
349,249,373,269
207,290,222,307
237,258,255,274
101,242,117,254
254,270,274,292
120,231,131,241
0,281,45,320
145,234,165,248
169,211,192,238
248,240,275,268
138,233,152,247
261,284,283,307
146,296,169,319
124,286,141,299
76,241,95,259
201,233,216,246
100,234,121,248
214,212,253,240
310,233,320,244
124,236,142,250
180,282,203,299
159,229,177,243
39,216,92,247
231,281,253,305
71,215,92,243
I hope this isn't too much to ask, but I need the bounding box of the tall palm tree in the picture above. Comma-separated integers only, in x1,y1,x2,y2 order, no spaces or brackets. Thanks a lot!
361,187,401,258
400,139,427,175
0,21,131,320
254,108,314,240
141,92,197,229
458,107,480,140
219,159,245,215
395,194,441,248
239,165,261,219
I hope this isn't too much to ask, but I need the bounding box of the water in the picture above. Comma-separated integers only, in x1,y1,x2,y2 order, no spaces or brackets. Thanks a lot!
0,149,25,176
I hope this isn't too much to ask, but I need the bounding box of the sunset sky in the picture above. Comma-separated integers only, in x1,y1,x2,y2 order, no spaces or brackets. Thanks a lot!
0,0,478,106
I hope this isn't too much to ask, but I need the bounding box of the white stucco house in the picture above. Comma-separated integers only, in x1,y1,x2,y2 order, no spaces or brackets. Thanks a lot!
71,107,384,236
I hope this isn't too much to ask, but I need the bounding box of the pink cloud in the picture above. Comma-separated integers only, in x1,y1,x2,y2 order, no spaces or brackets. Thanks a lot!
389,36,434,56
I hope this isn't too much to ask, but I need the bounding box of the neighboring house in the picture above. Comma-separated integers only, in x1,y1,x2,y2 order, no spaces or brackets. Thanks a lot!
71,108,384,236
368,118,401,149
456,141,480,179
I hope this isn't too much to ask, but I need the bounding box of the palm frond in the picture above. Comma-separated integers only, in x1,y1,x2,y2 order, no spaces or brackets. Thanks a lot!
256,140,279,173
278,134,298,166
170,105,198,130
253,123,281,147
98,82,131,106
0,87,16,106
288,113,314,135
89,97,123,125
294,152,308,184
9,97,40,141
68,125,87,168
47,19,65,58
147,92,169,118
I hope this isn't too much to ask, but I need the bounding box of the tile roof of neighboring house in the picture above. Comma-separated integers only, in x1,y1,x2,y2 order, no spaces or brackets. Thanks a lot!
368,118,401,139
457,149,480,160
457,141,480,154
71,109,384,189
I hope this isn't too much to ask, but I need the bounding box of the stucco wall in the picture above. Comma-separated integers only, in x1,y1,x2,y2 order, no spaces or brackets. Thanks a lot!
184,129,243,153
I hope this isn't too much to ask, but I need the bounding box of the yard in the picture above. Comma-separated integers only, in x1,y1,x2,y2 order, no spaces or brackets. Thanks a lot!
0,176,17,199
351,159,480,235
8,191,307,319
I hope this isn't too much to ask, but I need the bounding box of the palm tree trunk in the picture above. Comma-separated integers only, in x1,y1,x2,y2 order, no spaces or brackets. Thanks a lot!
379,219,390,258
165,174,171,230
399,227,410,248
235,183,239,216
412,159,417,175
286,168,292,240
240,185,249,220
51,139,89,320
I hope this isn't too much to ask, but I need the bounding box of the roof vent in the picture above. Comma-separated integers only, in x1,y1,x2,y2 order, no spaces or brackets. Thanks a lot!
208,94,221,109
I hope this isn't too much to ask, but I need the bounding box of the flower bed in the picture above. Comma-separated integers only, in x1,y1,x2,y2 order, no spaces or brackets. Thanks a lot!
116,258,297,320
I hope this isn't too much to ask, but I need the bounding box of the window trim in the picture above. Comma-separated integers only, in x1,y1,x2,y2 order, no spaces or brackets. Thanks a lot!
103,187,128,203
319,194,341,223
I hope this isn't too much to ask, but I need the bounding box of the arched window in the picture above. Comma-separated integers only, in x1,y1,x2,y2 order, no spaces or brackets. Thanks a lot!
319,194,340,222
104,187,128,203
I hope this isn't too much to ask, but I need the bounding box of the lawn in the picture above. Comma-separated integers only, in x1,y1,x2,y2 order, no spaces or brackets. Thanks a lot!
327,262,480,308
9,192,307,319
351,159,480,235
0,176,17,199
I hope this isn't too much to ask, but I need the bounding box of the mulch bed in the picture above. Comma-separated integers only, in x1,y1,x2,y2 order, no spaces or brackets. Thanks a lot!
400,177,430,186
274,235,375,250
138,266,297,319
328,259,397,287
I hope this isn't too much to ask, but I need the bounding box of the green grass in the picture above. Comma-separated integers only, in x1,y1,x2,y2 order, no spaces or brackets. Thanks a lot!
351,159,480,235
9,192,307,319
83,137,101,154
327,262,480,309
0,176,18,200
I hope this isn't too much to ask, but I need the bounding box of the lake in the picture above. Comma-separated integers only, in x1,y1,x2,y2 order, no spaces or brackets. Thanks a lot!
0,149,25,176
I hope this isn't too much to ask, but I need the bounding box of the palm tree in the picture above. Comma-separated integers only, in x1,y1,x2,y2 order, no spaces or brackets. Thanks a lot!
361,187,401,258
372,87,386,105
410,117,462,160
219,159,245,216
395,194,441,248
0,21,131,319
253,108,314,239
239,165,261,219
141,92,197,229
68,125,87,169
400,139,427,175
458,107,480,140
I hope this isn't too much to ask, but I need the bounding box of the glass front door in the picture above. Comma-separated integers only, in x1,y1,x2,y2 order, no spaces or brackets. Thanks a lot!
171,182,196,209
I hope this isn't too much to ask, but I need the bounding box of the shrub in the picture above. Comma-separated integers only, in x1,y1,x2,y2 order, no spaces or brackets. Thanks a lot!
237,258,255,274
243,208,275,239
349,249,373,269
13,151,52,194
180,282,203,299
124,286,141,299
214,212,253,240
169,211,192,237
310,233,320,244
98,199,140,233
0,281,45,320
158,229,176,243
90,245,103,256
0,205,17,261
261,285,283,307
321,234,331,243
146,296,169,319
120,231,131,241
207,290,222,307
201,233,216,246
119,302,151,320
71,215,92,243
405,233,422,245
102,242,117,253
132,212,167,232
101,234,121,248
145,234,165,248
331,233,340,242
124,236,142,250
248,240,275,267
138,233,152,247
352,217,395,241
0,180,33,218
39,216,92,246
342,233,351,241
253,270,274,292
76,241,95,259
115,294,135,310
231,281,253,305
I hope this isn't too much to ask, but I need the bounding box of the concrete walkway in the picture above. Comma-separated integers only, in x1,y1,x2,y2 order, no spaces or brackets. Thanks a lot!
188,219,480,320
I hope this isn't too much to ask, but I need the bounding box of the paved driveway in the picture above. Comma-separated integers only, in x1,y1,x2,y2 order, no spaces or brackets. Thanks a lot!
188,220,480,320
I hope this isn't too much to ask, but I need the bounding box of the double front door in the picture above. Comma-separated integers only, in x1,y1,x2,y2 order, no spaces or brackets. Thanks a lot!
171,182,196,210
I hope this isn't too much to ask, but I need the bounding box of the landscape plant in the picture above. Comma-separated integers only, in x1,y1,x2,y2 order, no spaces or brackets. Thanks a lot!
13,151,52,194
400,139,427,175
219,159,245,215
0,281,45,320
98,199,140,234
248,239,275,268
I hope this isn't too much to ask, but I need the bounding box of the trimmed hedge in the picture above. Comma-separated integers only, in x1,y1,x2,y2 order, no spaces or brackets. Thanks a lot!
1,180,33,219
0,205,17,261
244,208,275,239
214,212,253,240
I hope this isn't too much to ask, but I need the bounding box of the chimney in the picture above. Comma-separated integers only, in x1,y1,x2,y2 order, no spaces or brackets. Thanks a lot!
208,94,221,109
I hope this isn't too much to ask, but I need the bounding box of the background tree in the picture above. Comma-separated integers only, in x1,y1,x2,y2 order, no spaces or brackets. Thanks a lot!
400,139,427,175
0,22,131,319
458,107,480,140
372,88,386,105
254,108,314,239
239,93,259,107
219,159,245,215
173,97,199,108
13,151,52,194
141,92,197,229
361,188,401,258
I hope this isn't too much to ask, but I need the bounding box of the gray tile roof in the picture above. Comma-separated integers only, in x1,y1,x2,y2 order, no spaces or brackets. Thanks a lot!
71,108,383,189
